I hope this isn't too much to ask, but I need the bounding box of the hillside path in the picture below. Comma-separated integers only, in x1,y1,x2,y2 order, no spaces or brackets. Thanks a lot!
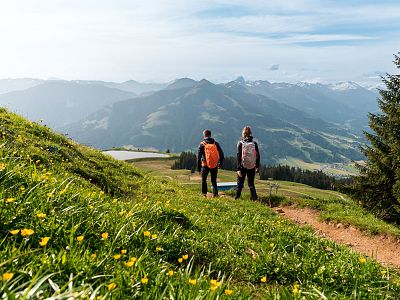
277,206,400,269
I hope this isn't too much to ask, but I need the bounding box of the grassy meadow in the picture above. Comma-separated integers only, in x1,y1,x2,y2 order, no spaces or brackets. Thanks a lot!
1,108,400,299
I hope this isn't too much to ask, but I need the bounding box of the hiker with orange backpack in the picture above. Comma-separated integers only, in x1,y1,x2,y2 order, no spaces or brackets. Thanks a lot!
235,126,260,200
197,129,224,197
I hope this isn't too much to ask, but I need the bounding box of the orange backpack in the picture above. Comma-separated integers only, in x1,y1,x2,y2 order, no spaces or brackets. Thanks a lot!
202,141,219,169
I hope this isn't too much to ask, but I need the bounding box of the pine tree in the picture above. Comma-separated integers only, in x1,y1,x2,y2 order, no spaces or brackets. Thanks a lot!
349,52,400,222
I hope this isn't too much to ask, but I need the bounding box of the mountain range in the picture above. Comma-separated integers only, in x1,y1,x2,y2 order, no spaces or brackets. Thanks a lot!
64,78,366,164
0,77,379,164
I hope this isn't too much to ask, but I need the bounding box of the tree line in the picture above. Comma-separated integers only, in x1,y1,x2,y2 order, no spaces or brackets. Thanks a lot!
343,53,400,223
171,151,349,190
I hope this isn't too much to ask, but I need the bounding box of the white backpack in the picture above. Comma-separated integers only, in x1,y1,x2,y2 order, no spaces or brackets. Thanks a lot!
241,141,257,169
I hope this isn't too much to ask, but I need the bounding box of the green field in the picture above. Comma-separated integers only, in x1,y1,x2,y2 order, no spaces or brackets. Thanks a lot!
1,108,400,299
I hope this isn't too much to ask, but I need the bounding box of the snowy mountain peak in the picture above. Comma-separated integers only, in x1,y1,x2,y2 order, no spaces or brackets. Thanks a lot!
329,81,362,91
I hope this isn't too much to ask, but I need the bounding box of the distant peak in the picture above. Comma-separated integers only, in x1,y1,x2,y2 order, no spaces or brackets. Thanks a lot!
197,78,214,86
329,81,362,91
165,78,197,90
234,76,246,84
123,80,139,84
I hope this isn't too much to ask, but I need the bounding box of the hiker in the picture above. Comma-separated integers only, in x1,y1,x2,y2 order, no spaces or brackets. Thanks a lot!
235,126,260,200
197,129,224,197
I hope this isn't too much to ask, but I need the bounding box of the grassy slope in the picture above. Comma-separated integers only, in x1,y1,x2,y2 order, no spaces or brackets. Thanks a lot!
1,108,400,299
134,159,400,239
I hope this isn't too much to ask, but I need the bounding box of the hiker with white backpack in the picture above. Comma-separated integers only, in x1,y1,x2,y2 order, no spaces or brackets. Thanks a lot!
235,126,260,200
197,129,224,197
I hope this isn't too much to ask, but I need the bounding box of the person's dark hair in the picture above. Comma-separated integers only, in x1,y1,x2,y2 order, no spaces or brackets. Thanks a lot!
203,129,211,138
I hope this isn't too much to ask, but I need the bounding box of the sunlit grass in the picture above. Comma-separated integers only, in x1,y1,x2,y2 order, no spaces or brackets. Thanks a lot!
1,107,400,299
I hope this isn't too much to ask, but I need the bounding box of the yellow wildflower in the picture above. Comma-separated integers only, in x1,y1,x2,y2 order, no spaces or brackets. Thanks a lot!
210,279,221,287
91,253,97,259
178,258,183,263
6,198,15,203
21,228,34,236
143,231,151,237
188,279,197,285
2,272,14,281
121,249,127,254
210,285,218,291
39,237,50,246
261,276,267,283
224,289,233,295
125,260,135,267
270,243,275,248
141,277,148,285
359,257,367,263
151,234,157,239
9,229,19,235
101,232,109,239
167,270,174,277
0,163,6,171
113,254,121,260
36,213,46,218
156,246,162,252
292,283,300,295
182,254,189,260
107,283,116,291
76,235,84,242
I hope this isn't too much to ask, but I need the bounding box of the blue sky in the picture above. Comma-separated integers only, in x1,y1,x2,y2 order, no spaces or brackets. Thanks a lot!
0,0,399,84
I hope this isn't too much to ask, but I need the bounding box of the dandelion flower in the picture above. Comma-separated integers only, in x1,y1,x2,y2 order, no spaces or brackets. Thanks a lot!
359,257,367,263
141,277,148,285
210,280,221,287
113,254,121,260
210,285,218,291
292,283,300,295
156,246,162,252
76,235,84,242
224,289,233,295
91,253,97,259
188,279,197,285
21,228,34,236
6,198,15,203
151,234,157,239
0,163,6,171
182,254,189,260
178,258,183,263
39,237,50,246
269,243,275,248
261,276,267,283
36,213,46,218
9,229,19,235
125,260,135,267
121,249,127,254
167,270,174,277
143,231,151,237
101,232,109,240
2,272,14,281
107,283,116,291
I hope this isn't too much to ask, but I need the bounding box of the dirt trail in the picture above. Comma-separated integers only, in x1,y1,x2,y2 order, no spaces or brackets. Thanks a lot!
276,206,400,268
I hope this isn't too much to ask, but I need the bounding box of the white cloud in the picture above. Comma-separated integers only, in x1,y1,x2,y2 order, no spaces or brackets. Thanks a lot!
0,0,398,82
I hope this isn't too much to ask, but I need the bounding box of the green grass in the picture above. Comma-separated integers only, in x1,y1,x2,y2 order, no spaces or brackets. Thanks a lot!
133,159,400,239
1,107,400,299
